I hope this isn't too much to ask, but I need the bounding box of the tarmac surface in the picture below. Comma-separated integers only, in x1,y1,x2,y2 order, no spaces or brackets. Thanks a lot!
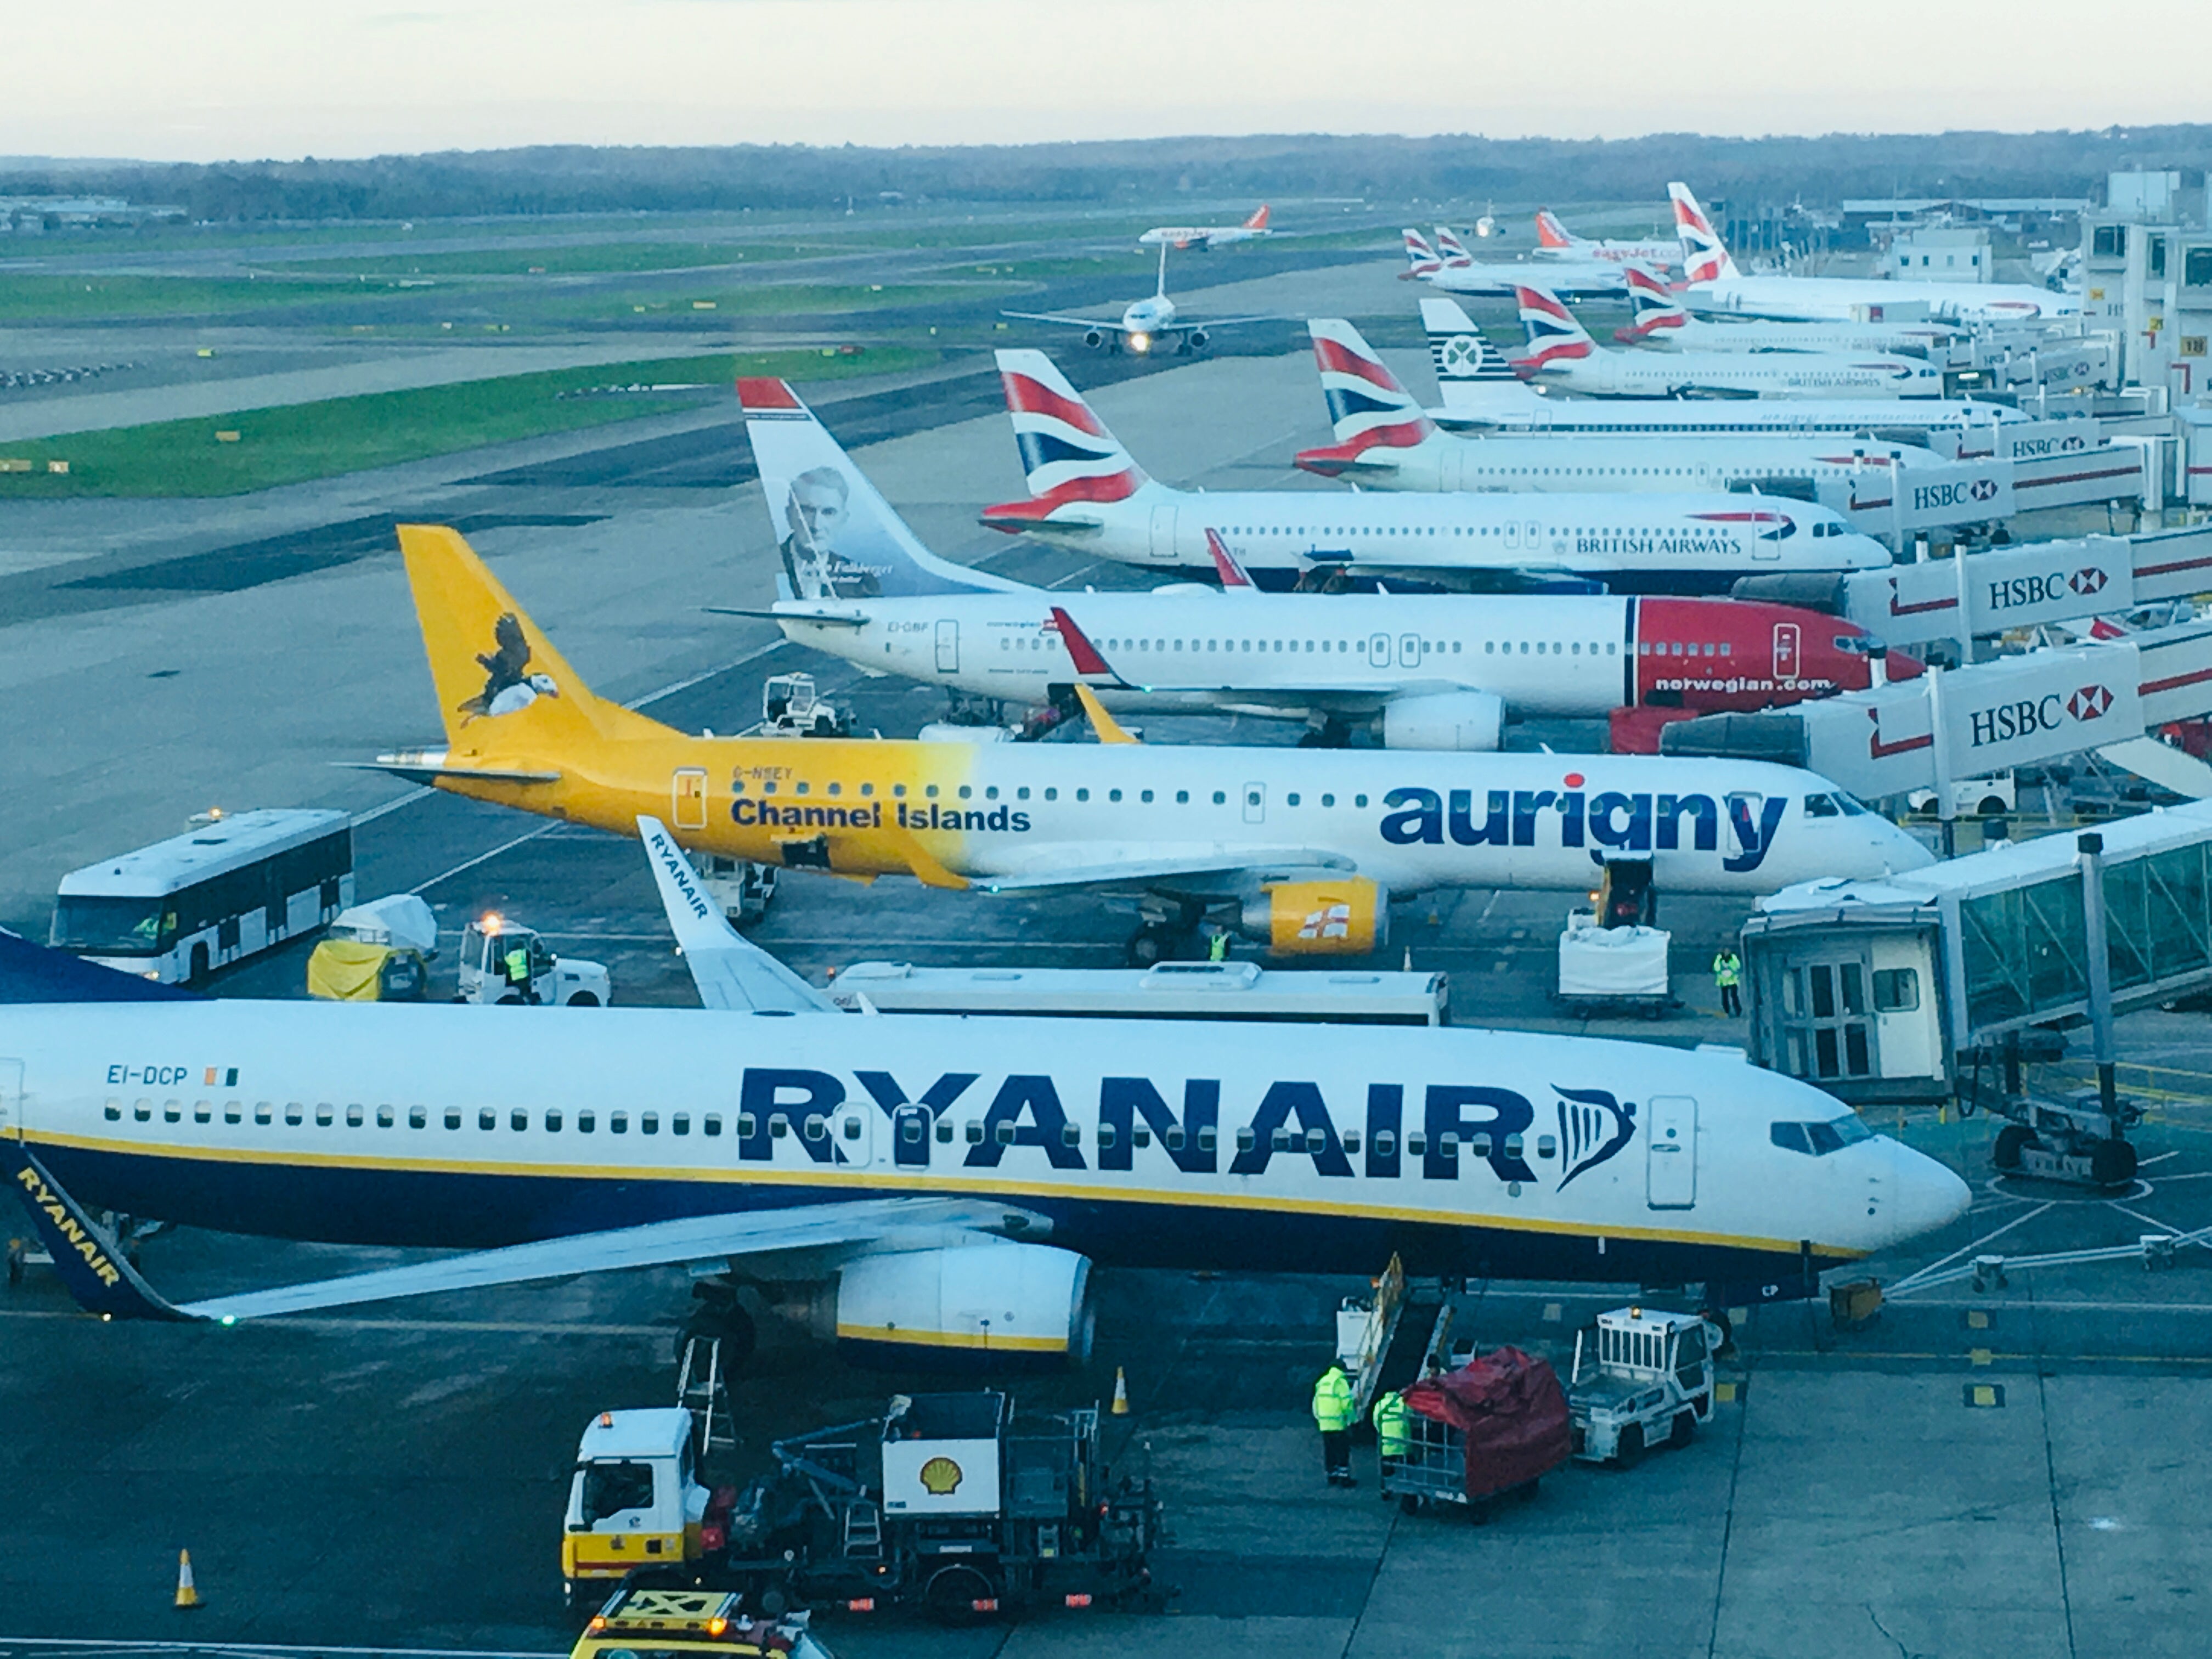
4,212,2210,1658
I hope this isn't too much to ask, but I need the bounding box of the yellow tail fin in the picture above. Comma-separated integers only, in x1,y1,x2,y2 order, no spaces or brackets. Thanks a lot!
398,524,649,756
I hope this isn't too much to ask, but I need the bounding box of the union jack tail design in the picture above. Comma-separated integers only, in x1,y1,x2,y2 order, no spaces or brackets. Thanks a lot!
1534,208,1577,250
1294,319,1435,475
1421,298,1521,385
1668,182,1741,285
1512,285,1595,373
1401,228,1441,279
1615,263,1689,341
984,349,1149,529
1433,226,1474,268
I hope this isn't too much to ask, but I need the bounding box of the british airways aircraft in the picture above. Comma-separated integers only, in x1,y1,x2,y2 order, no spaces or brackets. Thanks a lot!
1401,227,1627,298
720,378,1906,748
1615,265,1960,357
984,348,1892,594
0,830,1972,1362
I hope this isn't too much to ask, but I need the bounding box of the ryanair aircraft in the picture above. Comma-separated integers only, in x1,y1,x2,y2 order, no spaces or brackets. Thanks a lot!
364,524,1932,963
1,825,1971,1364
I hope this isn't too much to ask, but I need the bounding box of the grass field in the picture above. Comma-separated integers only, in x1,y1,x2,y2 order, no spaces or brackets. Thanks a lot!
542,280,1023,323
289,241,833,277
0,273,397,323
0,346,931,498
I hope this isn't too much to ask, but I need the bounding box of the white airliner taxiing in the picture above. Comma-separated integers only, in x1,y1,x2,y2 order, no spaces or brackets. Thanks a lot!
1402,227,1627,298
0,884,1971,1353
722,379,1904,748
1534,208,1677,269
1293,317,1978,500
1422,298,2031,444
983,347,1892,594
1671,182,2078,322
1001,240,1275,355
1515,285,1944,400
1616,265,1961,357
1139,204,1271,250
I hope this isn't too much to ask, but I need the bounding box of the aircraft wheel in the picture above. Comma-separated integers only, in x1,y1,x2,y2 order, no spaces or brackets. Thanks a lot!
1126,927,1173,968
2089,1138,2137,1186
1992,1124,2033,1172
566,992,600,1007
1614,1425,1645,1470
923,1564,1001,1625
1669,1411,1696,1449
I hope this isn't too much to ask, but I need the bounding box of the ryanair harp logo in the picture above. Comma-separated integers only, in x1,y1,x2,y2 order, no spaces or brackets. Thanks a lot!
1553,1086,1637,1191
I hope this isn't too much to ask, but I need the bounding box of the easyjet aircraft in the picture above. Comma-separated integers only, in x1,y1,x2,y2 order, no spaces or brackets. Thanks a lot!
1533,208,1677,269
1139,204,1272,250
363,518,1931,963
1400,226,1628,298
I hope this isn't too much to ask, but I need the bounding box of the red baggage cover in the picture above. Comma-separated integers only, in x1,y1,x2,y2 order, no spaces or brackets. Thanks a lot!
1403,1346,1571,1500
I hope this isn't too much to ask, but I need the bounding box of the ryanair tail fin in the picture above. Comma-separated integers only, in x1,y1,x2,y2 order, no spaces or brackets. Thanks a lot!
4,1143,194,1321
739,379,1025,599
1669,182,1741,284
984,349,1153,531
398,524,670,756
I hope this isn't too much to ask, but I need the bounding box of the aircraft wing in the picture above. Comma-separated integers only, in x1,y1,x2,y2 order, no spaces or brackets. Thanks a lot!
2,1139,1047,1323
998,309,1136,332
637,815,842,1014
998,310,1282,334
970,846,1357,894
706,604,869,628
338,753,562,786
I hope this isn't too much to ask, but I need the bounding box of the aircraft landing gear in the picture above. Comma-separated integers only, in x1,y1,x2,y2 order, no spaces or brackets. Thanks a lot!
1297,717,1355,749
1127,901,1209,967
676,1282,758,1368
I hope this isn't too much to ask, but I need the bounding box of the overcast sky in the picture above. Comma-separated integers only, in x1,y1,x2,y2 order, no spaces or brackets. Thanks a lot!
19,0,2212,163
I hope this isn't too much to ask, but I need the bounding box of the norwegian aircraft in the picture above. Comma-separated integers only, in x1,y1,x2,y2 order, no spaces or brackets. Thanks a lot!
1534,209,1677,269
1139,205,1272,250
1615,265,1960,357
359,517,1932,964
0,894,1971,1355
722,379,1907,749
1000,240,1274,356
1671,183,2079,322
1401,227,1627,298
1514,285,1944,400
1293,317,1973,504
1421,298,2030,447
985,347,1891,595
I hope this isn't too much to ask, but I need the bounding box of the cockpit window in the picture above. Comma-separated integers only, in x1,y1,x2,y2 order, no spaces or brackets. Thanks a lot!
1835,792,1871,816
1803,793,1840,818
1771,1115,1875,1156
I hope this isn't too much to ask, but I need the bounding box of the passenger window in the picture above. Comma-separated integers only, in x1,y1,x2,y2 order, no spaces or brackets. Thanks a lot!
1176,790,1189,804
737,1113,757,1136
1305,1128,1328,1152
1537,1135,1557,1158
1212,791,1227,805
1135,1126,1155,1148
769,1114,788,1139
477,1108,495,1131
510,1109,528,1132
641,1112,660,1135
935,1119,953,1143
546,1110,563,1132
1342,1130,1362,1154
995,1122,1015,1146
842,1115,862,1141
343,1104,362,1127
611,1111,629,1134
164,1101,182,1124
1141,790,1154,803
442,1108,460,1130
1163,1127,1183,1150
1406,1132,1427,1156
1375,1130,1397,1157
105,1100,122,1121
193,1101,212,1124
966,1120,985,1144
1873,968,1919,1012
1097,1124,1118,1149
704,1114,723,1136
285,1103,305,1126
1109,789,1122,803
1268,1127,1289,1150
803,1114,826,1142
1197,1126,1218,1153
1076,788,1090,802
374,1105,392,1128
1062,1124,1081,1147
578,1110,596,1133
673,1113,691,1136
407,1105,424,1128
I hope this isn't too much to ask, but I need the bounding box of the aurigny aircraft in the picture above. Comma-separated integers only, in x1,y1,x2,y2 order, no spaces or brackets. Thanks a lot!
1000,239,1275,356
1614,265,1960,357
1514,285,1944,400
1295,317,1968,501
1139,204,1272,250
359,519,1932,963
983,346,1892,595
1401,227,1628,298
1671,183,2079,323
719,379,1909,751
1421,298,2033,447
0,851,1972,1360
1534,208,1677,269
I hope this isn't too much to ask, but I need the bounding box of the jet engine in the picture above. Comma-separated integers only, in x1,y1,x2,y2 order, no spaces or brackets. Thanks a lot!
1377,690,1506,752
1238,874,1387,956
1082,328,1106,349
828,1242,1094,1370
1186,329,1210,352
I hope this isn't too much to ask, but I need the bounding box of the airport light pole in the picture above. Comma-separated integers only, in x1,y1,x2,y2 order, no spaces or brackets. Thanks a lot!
2077,831,2119,1116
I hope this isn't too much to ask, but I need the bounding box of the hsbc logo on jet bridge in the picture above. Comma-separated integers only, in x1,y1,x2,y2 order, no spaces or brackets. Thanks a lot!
1914,478,2002,512
1989,568,2108,611
1969,685,2113,748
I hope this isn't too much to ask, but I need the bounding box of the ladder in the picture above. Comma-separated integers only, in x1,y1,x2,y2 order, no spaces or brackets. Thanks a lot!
842,1499,883,1558
676,1335,736,1452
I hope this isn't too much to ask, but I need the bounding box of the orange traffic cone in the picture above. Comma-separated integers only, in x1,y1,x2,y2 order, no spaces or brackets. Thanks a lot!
174,1549,201,1610
1110,1366,1130,1415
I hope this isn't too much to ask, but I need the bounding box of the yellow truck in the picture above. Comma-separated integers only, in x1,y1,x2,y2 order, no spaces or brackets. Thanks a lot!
571,1585,837,1659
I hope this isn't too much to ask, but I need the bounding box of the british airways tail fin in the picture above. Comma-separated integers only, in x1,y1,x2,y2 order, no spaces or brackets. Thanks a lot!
1616,263,1690,341
739,379,1024,599
1401,228,1442,279
1512,285,1598,372
1294,319,1437,476
1433,226,1474,268
983,349,1154,531
1669,183,1741,284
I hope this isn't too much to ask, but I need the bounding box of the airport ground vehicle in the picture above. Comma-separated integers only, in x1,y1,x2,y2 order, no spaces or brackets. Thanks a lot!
456,913,610,1006
1988,1091,2141,1187
1554,910,1675,1019
1907,771,2017,816
565,1408,725,1606
1565,1306,1718,1464
570,1584,838,1659
50,808,352,984
825,960,1452,1025
710,1392,1160,1621
1381,1347,1571,1517
306,894,437,1002
690,853,779,929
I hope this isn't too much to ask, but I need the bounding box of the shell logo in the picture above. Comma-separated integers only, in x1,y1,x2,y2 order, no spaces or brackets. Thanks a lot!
918,1456,964,1496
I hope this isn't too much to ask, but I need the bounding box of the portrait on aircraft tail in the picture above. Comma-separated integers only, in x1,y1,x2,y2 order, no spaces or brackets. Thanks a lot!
780,466,885,600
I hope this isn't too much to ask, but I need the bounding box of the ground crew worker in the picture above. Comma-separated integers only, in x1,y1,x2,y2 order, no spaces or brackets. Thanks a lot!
1712,945,1743,1018
504,941,535,1000
1312,1362,1355,1487
1207,928,1229,963
1373,1389,1410,1483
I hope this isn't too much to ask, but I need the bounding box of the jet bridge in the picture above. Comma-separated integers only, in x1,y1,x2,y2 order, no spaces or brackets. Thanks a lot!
1738,800,2212,1104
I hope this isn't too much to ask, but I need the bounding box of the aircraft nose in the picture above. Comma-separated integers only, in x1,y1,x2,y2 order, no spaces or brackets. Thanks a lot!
1889,1142,1972,1243
1881,820,1939,872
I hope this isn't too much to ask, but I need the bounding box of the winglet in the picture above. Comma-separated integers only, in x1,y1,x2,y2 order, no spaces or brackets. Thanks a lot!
1204,529,1259,592
1074,682,1139,744
2,1144,196,1321
636,816,840,1013
1048,605,1127,682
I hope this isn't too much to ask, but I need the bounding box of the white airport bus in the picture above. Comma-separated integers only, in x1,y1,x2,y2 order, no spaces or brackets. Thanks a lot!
51,809,355,985
823,960,1453,1025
